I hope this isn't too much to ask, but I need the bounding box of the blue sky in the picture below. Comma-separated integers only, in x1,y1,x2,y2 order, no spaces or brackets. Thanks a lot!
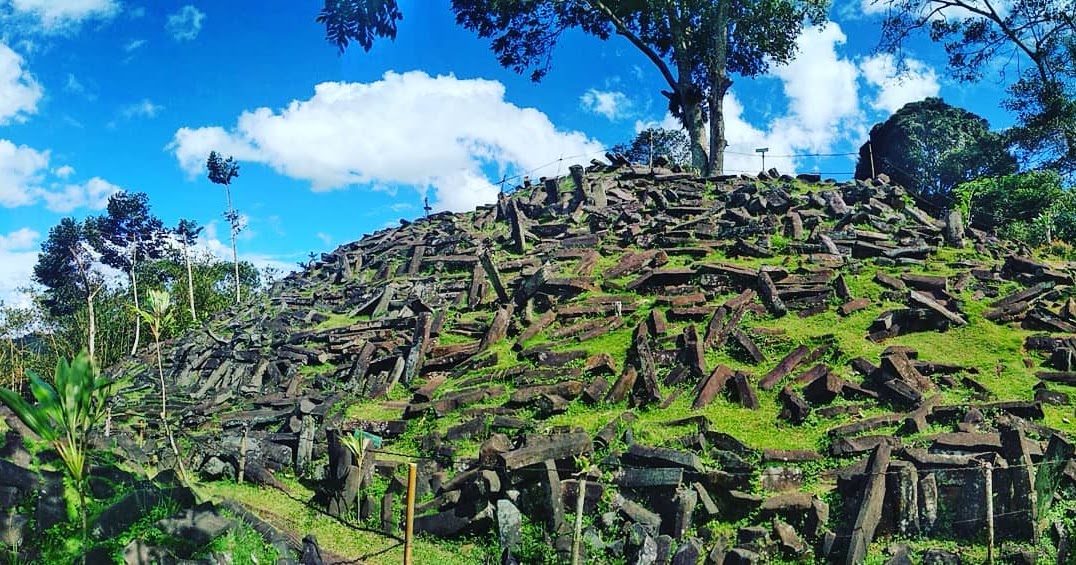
0,0,1018,306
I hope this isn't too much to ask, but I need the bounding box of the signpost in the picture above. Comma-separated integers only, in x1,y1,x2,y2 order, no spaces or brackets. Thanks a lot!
755,147,769,172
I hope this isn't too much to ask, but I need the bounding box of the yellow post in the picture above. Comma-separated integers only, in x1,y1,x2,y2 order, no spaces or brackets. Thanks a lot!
404,462,417,565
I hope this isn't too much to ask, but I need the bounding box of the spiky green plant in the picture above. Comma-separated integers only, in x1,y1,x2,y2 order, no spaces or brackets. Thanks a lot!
0,352,110,557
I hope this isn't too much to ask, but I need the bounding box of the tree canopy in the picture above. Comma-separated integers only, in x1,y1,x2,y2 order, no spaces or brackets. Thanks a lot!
855,97,1017,208
316,0,828,175
611,127,692,168
34,218,101,319
875,0,1076,173
954,170,1076,246
91,192,166,274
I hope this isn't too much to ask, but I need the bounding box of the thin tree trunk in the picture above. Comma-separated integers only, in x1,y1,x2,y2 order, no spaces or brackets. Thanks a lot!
225,186,240,304
86,293,96,364
129,246,141,356
156,337,189,483
183,241,197,322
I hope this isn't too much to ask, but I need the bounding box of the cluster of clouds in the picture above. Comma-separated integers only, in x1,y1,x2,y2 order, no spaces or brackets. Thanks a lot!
4,0,204,40
167,18,944,224
0,2,957,308
171,71,605,213
0,1,209,307
585,22,939,175
0,46,123,213
0,227,41,309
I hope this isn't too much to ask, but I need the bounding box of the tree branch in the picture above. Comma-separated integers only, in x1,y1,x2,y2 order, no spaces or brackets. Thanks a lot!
585,0,680,92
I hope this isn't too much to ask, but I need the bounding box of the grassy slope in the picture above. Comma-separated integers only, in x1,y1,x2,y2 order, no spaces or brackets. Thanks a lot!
187,177,1075,562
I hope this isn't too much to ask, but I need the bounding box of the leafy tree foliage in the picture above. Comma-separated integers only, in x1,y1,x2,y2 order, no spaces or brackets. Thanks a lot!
91,191,166,355
33,218,107,361
954,170,1076,246
317,0,403,52
206,151,244,304
143,252,261,332
855,97,1017,208
876,0,1076,172
316,0,828,175
611,128,692,168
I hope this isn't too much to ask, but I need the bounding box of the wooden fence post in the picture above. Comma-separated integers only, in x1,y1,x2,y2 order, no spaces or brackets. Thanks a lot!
404,462,417,565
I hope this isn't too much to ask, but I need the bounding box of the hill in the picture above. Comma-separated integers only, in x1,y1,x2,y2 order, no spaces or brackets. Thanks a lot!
4,159,1076,563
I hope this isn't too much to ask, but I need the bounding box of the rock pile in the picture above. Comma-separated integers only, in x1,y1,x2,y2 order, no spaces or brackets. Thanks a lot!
89,158,1076,562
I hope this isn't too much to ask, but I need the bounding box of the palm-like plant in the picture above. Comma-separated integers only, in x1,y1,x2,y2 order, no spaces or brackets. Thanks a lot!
0,352,110,554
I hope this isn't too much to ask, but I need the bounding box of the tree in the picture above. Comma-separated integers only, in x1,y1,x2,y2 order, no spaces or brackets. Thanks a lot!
317,0,828,175
611,127,692,168
91,192,166,356
174,219,203,322
875,0,1076,172
855,97,1017,208
206,151,243,304
954,170,1076,246
33,218,106,362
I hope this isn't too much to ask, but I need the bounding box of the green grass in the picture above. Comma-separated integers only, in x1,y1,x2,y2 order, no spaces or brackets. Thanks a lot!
205,518,280,564
312,311,367,330
201,481,494,564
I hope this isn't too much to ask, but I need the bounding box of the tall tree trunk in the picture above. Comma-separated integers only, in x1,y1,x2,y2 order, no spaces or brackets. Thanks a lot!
707,78,732,176
182,241,197,322
129,247,141,356
707,0,732,176
683,98,709,174
676,68,709,173
225,185,241,305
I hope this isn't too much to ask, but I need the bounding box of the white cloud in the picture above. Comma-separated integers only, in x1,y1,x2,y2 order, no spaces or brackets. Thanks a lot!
53,164,75,178
0,139,127,211
632,21,884,176
0,227,40,309
860,53,940,113
580,89,631,120
768,22,863,152
170,71,604,212
858,0,888,15
124,39,146,52
64,73,83,93
197,221,298,276
38,176,120,212
316,232,332,246
0,227,38,250
10,0,119,31
0,139,48,207
121,98,163,119
0,43,42,124
166,5,205,41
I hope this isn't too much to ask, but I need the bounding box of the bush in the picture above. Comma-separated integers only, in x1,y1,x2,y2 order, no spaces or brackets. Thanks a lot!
954,170,1076,247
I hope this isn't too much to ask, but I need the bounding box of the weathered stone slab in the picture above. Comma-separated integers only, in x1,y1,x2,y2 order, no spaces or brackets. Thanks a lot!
692,365,733,409
842,443,891,564
730,372,760,410
760,345,810,390
498,432,592,470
